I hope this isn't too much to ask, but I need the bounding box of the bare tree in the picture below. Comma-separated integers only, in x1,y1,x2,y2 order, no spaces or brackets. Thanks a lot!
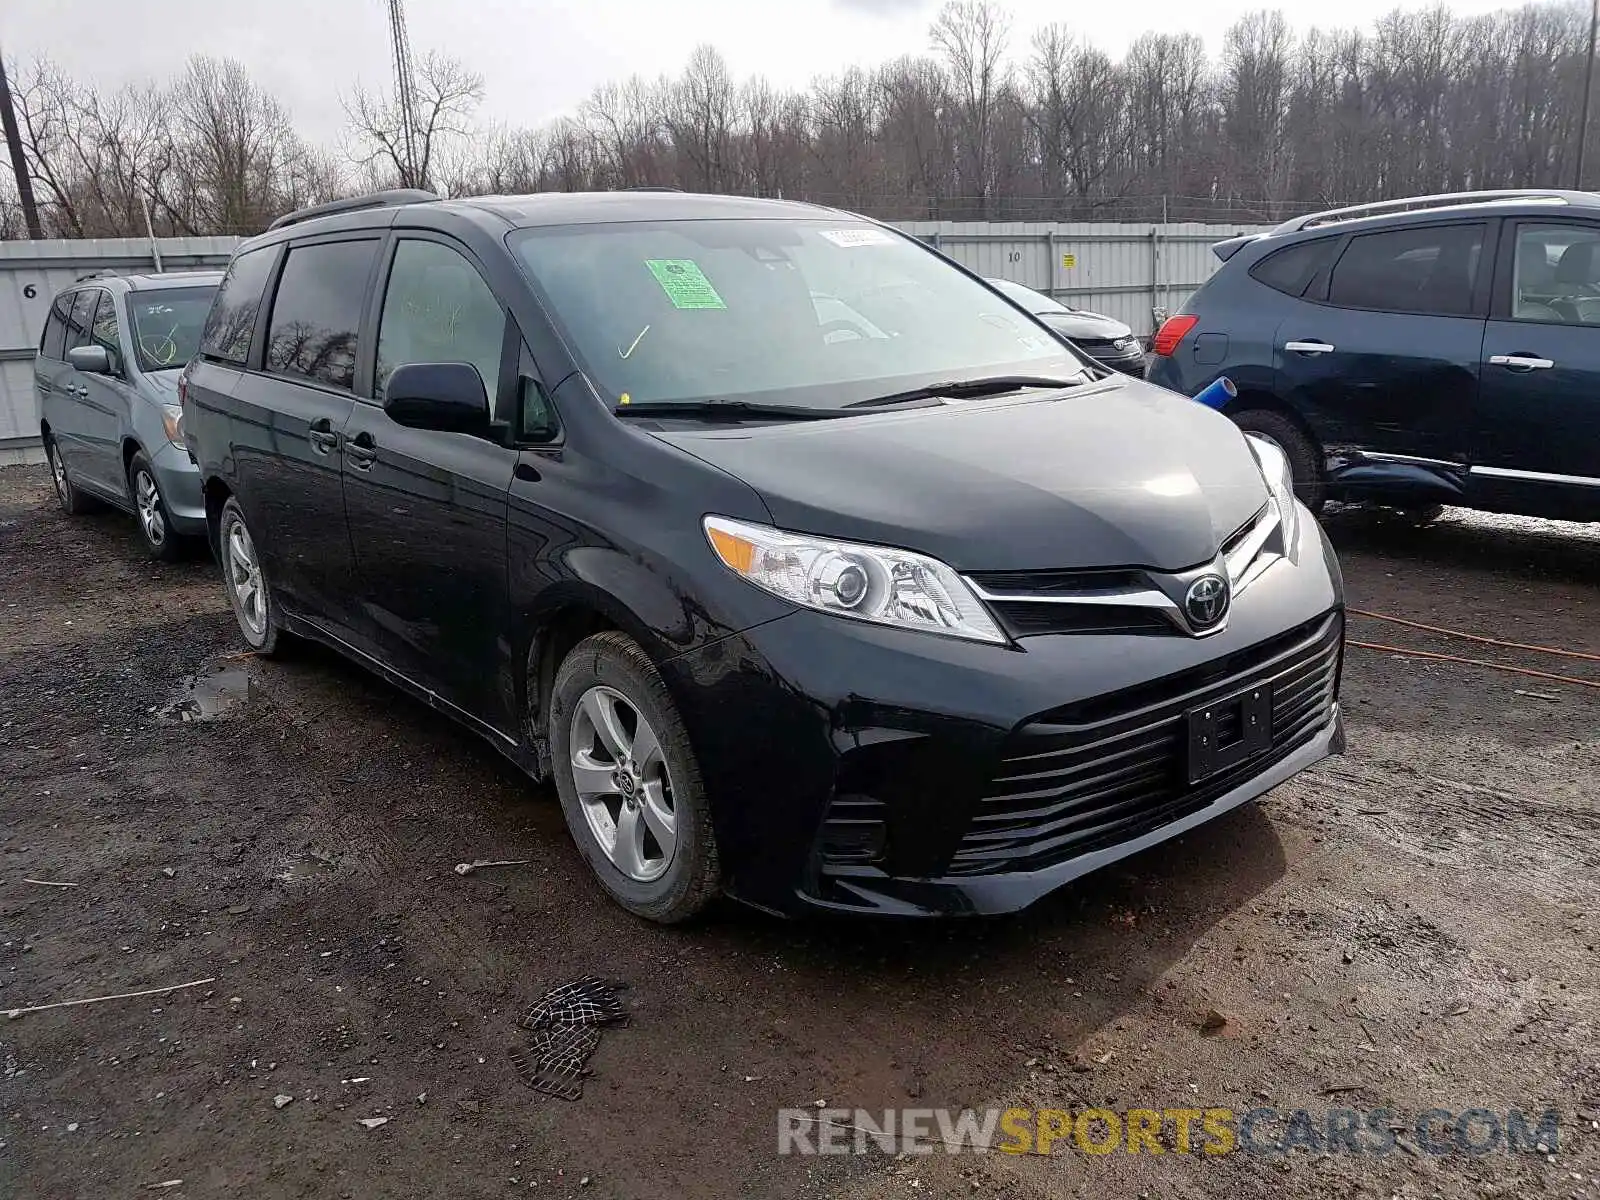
930,0,1011,216
345,50,483,192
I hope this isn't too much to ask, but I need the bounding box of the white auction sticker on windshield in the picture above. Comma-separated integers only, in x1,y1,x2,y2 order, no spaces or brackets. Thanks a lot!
819,228,896,248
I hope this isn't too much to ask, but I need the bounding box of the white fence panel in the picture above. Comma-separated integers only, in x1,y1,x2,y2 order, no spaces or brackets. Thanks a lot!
895,220,1272,336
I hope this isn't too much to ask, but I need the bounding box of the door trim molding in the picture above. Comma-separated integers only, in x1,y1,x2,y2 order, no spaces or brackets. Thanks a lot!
1470,465,1600,488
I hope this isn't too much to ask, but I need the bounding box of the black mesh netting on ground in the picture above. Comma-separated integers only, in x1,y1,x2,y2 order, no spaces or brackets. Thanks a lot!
509,977,629,1100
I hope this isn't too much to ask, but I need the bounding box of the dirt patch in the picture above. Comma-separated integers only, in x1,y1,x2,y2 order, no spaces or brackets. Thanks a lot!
0,466,1596,1199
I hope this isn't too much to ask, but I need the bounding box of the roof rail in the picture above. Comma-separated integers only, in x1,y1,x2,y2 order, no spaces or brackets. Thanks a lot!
267,188,440,232
1272,189,1593,234
75,269,119,283
620,186,683,193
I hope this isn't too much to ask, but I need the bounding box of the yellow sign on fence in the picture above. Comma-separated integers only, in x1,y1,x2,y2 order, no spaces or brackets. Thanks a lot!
1061,253,1077,269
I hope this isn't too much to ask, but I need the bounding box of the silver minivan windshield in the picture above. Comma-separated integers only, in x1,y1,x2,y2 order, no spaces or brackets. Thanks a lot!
129,287,218,372
510,220,1087,411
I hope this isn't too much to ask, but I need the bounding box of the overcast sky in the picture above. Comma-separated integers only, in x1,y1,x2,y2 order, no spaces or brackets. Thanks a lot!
2,0,1537,145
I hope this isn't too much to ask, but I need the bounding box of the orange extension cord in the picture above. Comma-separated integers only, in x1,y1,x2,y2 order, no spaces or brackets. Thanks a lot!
1347,608,1600,691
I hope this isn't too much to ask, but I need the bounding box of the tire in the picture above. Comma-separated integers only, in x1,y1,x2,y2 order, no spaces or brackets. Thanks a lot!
43,433,97,516
549,631,720,923
1231,408,1327,514
217,497,284,656
128,451,186,562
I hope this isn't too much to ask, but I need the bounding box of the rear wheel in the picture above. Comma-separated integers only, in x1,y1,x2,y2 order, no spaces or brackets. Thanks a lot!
128,451,186,562
549,631,720,923
1231,408,1326,514
219,498,284,656
44,433,96,516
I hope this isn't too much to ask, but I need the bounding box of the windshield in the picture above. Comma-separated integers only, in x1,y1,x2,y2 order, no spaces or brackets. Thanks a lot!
986,277,1070,315
128,287,217,372
510,220,1086,410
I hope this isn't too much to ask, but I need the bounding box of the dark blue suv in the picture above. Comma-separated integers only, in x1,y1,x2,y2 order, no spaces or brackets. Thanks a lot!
1147,190,1600,523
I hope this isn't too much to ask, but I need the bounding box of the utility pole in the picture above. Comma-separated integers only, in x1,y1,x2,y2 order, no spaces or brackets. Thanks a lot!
0,48,44,239
385,0,421,189
1578,0,1599,189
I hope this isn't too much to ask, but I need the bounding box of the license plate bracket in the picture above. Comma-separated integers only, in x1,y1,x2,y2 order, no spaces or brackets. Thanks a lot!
1186,684,1272,784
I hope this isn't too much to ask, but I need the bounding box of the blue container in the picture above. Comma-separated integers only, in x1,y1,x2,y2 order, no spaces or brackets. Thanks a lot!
1193,376,1237,410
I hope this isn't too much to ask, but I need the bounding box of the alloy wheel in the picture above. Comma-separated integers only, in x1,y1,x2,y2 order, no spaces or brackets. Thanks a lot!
134,469,165,547
225,517,267,639
568,685,677,883
47,442,67,504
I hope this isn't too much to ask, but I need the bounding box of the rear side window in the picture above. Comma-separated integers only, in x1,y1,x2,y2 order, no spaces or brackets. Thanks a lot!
40,292,71,359
1249,238,1338,298
1327,223,1485,316
64,290,98,353
264,239,380,390
201,246,278,365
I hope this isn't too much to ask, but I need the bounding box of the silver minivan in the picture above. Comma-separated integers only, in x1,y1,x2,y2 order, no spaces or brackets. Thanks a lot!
35,271,221,559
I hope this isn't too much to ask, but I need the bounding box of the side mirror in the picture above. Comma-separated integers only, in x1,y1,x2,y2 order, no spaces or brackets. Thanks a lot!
383,362,490,436
67,344,114,376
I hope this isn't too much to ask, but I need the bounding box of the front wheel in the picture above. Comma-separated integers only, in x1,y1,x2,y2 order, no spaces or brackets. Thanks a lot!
1231,408,1326,514
549,631,720,923
129,452,186,562
218,498,285,656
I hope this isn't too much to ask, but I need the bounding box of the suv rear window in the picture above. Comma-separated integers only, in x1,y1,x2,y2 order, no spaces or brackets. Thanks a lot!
201,246,278,365
1327,223,1485,316
1249,238,1337,298
264,240,380,390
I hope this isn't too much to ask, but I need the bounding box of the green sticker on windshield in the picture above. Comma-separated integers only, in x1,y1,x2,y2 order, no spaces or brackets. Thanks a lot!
645,259,727,310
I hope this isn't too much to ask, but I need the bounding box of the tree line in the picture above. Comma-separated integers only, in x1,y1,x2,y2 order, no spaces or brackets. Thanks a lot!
2,0,1595,239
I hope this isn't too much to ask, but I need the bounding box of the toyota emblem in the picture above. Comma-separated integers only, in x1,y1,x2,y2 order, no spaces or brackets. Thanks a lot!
1184,574,1230,629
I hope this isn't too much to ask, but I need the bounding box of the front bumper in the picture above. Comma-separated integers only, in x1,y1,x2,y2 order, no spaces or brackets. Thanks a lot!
150,441,206,535
662,516,1345,917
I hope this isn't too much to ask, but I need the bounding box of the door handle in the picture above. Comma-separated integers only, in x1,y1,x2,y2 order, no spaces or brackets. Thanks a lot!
307,417,340,455
1487,354,1554,370
1284,340,1335,355
344,431,377,470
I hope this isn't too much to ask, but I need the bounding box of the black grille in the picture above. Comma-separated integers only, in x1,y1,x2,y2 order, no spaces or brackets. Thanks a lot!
1075,337,1138,355
947,612,1342,876
989,601,1170,637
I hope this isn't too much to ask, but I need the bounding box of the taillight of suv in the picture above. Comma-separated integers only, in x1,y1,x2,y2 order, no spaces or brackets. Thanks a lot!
1151,315,1198,357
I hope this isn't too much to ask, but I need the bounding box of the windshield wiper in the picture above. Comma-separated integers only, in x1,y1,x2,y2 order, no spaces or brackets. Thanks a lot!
844,374,1085,410
614,400,851,421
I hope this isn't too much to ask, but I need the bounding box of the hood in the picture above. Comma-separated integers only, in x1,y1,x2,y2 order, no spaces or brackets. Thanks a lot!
653,378,1269,572
140,369,182,400
1037,309,1132,341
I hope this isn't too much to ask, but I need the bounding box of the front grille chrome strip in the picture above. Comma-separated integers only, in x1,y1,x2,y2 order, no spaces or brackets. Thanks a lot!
965,503,1281,638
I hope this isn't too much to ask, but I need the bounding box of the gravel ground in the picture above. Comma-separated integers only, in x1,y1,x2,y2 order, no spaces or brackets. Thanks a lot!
0,464,1596,1200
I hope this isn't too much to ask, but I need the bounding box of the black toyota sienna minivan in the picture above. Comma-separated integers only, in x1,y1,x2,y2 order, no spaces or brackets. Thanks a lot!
182,189,1346,922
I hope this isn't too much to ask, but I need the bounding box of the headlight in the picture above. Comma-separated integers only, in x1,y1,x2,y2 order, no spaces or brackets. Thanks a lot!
703,516,1006,644
1246,434,1299,546
161,404,184,447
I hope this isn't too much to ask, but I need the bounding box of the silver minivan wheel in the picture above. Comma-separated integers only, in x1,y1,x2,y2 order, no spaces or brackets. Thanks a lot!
44,435,93,516
135,468,166,548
